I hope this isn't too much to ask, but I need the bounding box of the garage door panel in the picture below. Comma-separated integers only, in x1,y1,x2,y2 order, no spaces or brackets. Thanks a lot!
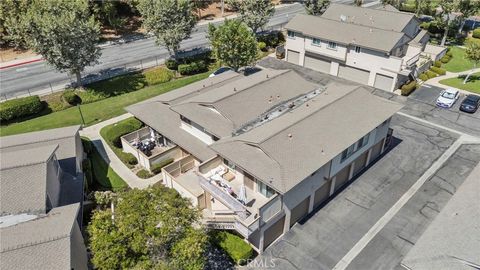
374,73,394,91
353,151,369,176
287,50,300,65
264,216,285,248
334,165,350,192
304,54,331,73
290,198,310,227
314,181,331,208
338,65,369,85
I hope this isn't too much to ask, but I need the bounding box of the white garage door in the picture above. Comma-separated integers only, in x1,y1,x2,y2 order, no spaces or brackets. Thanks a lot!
304,54,331,73
374,73,394,91
287,50,300,65
338,65,370,85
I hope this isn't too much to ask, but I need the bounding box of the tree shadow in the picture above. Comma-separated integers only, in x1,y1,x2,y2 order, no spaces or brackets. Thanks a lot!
458,74,480,83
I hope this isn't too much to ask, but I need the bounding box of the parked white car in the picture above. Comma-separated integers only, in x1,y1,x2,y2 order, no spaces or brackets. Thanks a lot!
436,89,459,108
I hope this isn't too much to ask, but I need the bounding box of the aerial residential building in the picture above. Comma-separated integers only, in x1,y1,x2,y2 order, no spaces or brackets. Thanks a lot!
0,126,88,270
284,3,434,91
126,67,402,252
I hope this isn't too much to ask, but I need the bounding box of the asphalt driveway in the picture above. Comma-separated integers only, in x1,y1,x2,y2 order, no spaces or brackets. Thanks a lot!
248,114,461,270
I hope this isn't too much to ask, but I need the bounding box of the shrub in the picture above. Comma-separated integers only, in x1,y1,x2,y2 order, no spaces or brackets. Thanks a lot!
440,55,451,63
419,73,429,81
430,66,446,75
473,28,480,39
427,21,443,34
212,231,253,265
119,151,138,165
178,60,207,75
61,90,81,105
401,81,418,96
165,59,178,70
136,169,153,179
425,70,437,79
277,31,285,44
434,61,442,68
0,96,43,122
446,50,453,57
144,67,174,85
257,41,267,51
151,158,174,174
82,159,93,189
420,22,430,30
103,117,143,148
81,137,94,155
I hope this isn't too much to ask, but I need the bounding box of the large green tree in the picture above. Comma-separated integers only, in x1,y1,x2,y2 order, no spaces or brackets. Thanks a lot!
88,185,207,270
436,0,456,46
208,19,257,71
463,42,480,84
304,0,330,16
27,0,101,87
234,0,275,33
137,0,196,58
456,0,480,33
0,0,31,49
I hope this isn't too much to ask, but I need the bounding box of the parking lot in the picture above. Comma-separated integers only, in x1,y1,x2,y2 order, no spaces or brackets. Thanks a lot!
248,114,479,270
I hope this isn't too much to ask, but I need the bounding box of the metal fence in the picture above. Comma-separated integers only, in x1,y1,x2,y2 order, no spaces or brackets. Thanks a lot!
0,47,211,101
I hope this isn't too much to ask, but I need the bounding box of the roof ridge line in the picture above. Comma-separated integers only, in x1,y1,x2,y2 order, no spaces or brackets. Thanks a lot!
256,85,363,145
1,234,70,253
1,127,79,148
329,2,414,16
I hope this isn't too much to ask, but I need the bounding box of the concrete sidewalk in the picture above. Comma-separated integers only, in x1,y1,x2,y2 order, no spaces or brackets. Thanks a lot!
425,67,480,94
80,113,162,189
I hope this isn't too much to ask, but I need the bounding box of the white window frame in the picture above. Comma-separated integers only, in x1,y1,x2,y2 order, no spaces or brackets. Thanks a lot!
327,41,337,50
312,38,321,46
287,30,295,39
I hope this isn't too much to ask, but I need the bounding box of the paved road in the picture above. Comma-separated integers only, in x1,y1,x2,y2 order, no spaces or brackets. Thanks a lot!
0,0,379,97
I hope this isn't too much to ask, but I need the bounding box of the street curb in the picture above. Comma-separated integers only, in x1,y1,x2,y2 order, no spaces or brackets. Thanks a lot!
0,57,43,70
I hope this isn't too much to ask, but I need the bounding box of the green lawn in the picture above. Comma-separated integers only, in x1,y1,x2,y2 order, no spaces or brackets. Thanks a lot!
443,47,475,73
439,72,480,94
82,137,128,191
0,72,210,136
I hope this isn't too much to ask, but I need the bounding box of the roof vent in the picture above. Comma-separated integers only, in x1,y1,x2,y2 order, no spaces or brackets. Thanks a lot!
266,74,269,78
340,14,347,22
287,133,293,139
233,87,237,92
202,84,205,88
369,28,373,33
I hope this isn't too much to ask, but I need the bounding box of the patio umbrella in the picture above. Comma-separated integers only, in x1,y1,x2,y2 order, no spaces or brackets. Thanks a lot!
238,184,247,205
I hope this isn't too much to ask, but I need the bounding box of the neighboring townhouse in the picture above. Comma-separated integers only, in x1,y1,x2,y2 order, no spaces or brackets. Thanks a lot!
284,3,431,91
401,163,480,270
0,126,88,270
127,68,402,252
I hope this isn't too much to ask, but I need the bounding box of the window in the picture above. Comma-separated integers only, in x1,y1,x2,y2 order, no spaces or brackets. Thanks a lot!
357,133,370,149
257,180,275,198
328,41,337,50
223,158,236,170
180,115,191,125
354,46,361,53
341,144,355,162
287,30,295,39
312,38,321,46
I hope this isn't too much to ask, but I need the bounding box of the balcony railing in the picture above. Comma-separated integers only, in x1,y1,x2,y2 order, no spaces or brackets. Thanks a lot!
402,52,421,70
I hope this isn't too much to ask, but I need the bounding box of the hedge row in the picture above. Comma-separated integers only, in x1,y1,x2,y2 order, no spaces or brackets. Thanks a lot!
430,66,446,75
419,73,429,81
151,158,174,174
401,81,418,96
0,96,44,122
178,60,207,75
211,231,254,265
433,61,442,68
144,67,174,85
104,117,143,148
440,54,451,63
425,70,438,79
136,169,153,179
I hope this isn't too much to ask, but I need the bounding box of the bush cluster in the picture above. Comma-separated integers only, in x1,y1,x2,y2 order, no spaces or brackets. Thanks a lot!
178,60,207,75
0,96,44,122
165,59,178,70
401,81,418,96
257,31,285,48
151,158,174,174
61,90,81,105
257,41,267,52
473,28,480,39
119,152,138,166
104,117,143,148
211,231,254,265
440,54,451,63
419,73,429,81
430,66,446,75
144,67,174,85
425,70,438,79
136,169,153,179
433,61,442,68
